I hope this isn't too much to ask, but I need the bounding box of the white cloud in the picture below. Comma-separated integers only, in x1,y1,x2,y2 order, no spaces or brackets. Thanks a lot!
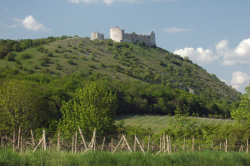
103,0,114,4
69,0,96,3
14,15,51,32
150,0,176,1
216,39,229,54
230,71,250,85
230,71,250,91
9,24,17,28
69,0,144,5
222,38,250,65
162,27,193,34
174,38,250,65
173,47,219,65
232,85,240,90
69,0,175,4
3,24,17,29
219,78,227,83
69,0,80,3
119,0,143,3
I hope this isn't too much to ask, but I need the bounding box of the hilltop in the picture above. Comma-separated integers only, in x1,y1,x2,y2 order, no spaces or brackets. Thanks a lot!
0,36,241,118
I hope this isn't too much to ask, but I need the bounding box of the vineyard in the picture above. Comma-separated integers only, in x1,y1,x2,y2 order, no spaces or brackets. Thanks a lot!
115,115,235,132
0,126,248,154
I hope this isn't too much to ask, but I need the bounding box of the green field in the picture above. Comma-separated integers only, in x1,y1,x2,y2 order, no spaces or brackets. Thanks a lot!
0,148,249,166
115,115,235,132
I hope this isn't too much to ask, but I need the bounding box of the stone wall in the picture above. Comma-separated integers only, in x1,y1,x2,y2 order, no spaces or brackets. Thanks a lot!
91,31,104,40
110,27,155,47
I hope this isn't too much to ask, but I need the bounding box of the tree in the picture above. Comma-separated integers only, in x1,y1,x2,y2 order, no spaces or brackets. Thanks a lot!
5,52,15,61
20,39,33,49
59,82,118,137
231,84,250,122
0,45,9,58
0,81,48,135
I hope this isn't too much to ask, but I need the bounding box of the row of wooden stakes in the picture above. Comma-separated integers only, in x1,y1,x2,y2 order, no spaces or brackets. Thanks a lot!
1,126,249,154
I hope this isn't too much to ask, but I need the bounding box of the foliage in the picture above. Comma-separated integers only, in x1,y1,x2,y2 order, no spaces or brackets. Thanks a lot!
67,59,74,65
0,80,48,135
59,82,118,137
231,84,250,122
20,53,33,60
5,52,15,61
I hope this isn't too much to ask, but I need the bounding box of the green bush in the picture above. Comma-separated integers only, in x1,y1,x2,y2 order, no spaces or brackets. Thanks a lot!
67,59,74,65
5,52,15,61
20,53,32,60
88,64,96,69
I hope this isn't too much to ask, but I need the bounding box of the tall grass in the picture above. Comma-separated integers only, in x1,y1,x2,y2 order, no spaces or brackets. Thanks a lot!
0,148,250,166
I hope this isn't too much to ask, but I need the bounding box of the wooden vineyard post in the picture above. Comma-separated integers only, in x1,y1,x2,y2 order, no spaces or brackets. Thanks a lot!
135,136,145,154
101,137,105,151
57,130,60,152
113,135,124,153
211,140,213,150
239,145,243,152
72,135,74,153
220,142,222,150
192,136,195,152
121,138,125,151
225,138,228,152
31,129,35,148
43,130,46,151
93,129,96,151
169,136,171,154
17,126,21,152
20,136,23,153
13,131,15,152
246,138,249,153
78,127,87,150
84,129,96,152
163,134,166,153
123,135,132,152
166,135,169,153
148,135,150,151
33,138,44,153
75,132,77,153
134,135,136,152
183,137,185,151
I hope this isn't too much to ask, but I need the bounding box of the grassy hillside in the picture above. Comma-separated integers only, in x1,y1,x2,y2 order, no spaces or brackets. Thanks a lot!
115,115,235,132
1,37,240,99
0,36,241,118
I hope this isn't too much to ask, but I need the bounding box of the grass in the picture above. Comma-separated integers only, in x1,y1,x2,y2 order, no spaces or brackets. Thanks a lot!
0,148,249,166
115,115,235,132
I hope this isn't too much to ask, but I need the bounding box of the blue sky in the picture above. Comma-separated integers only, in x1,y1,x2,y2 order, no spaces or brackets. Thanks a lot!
0,0,249,93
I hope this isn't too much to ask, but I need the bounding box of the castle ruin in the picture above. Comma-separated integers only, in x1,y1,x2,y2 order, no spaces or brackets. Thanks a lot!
91,31,104,40
110,27,155,47
90,27,156,47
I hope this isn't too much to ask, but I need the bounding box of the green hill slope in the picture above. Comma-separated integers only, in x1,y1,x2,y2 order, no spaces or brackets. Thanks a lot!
0,36,241,118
